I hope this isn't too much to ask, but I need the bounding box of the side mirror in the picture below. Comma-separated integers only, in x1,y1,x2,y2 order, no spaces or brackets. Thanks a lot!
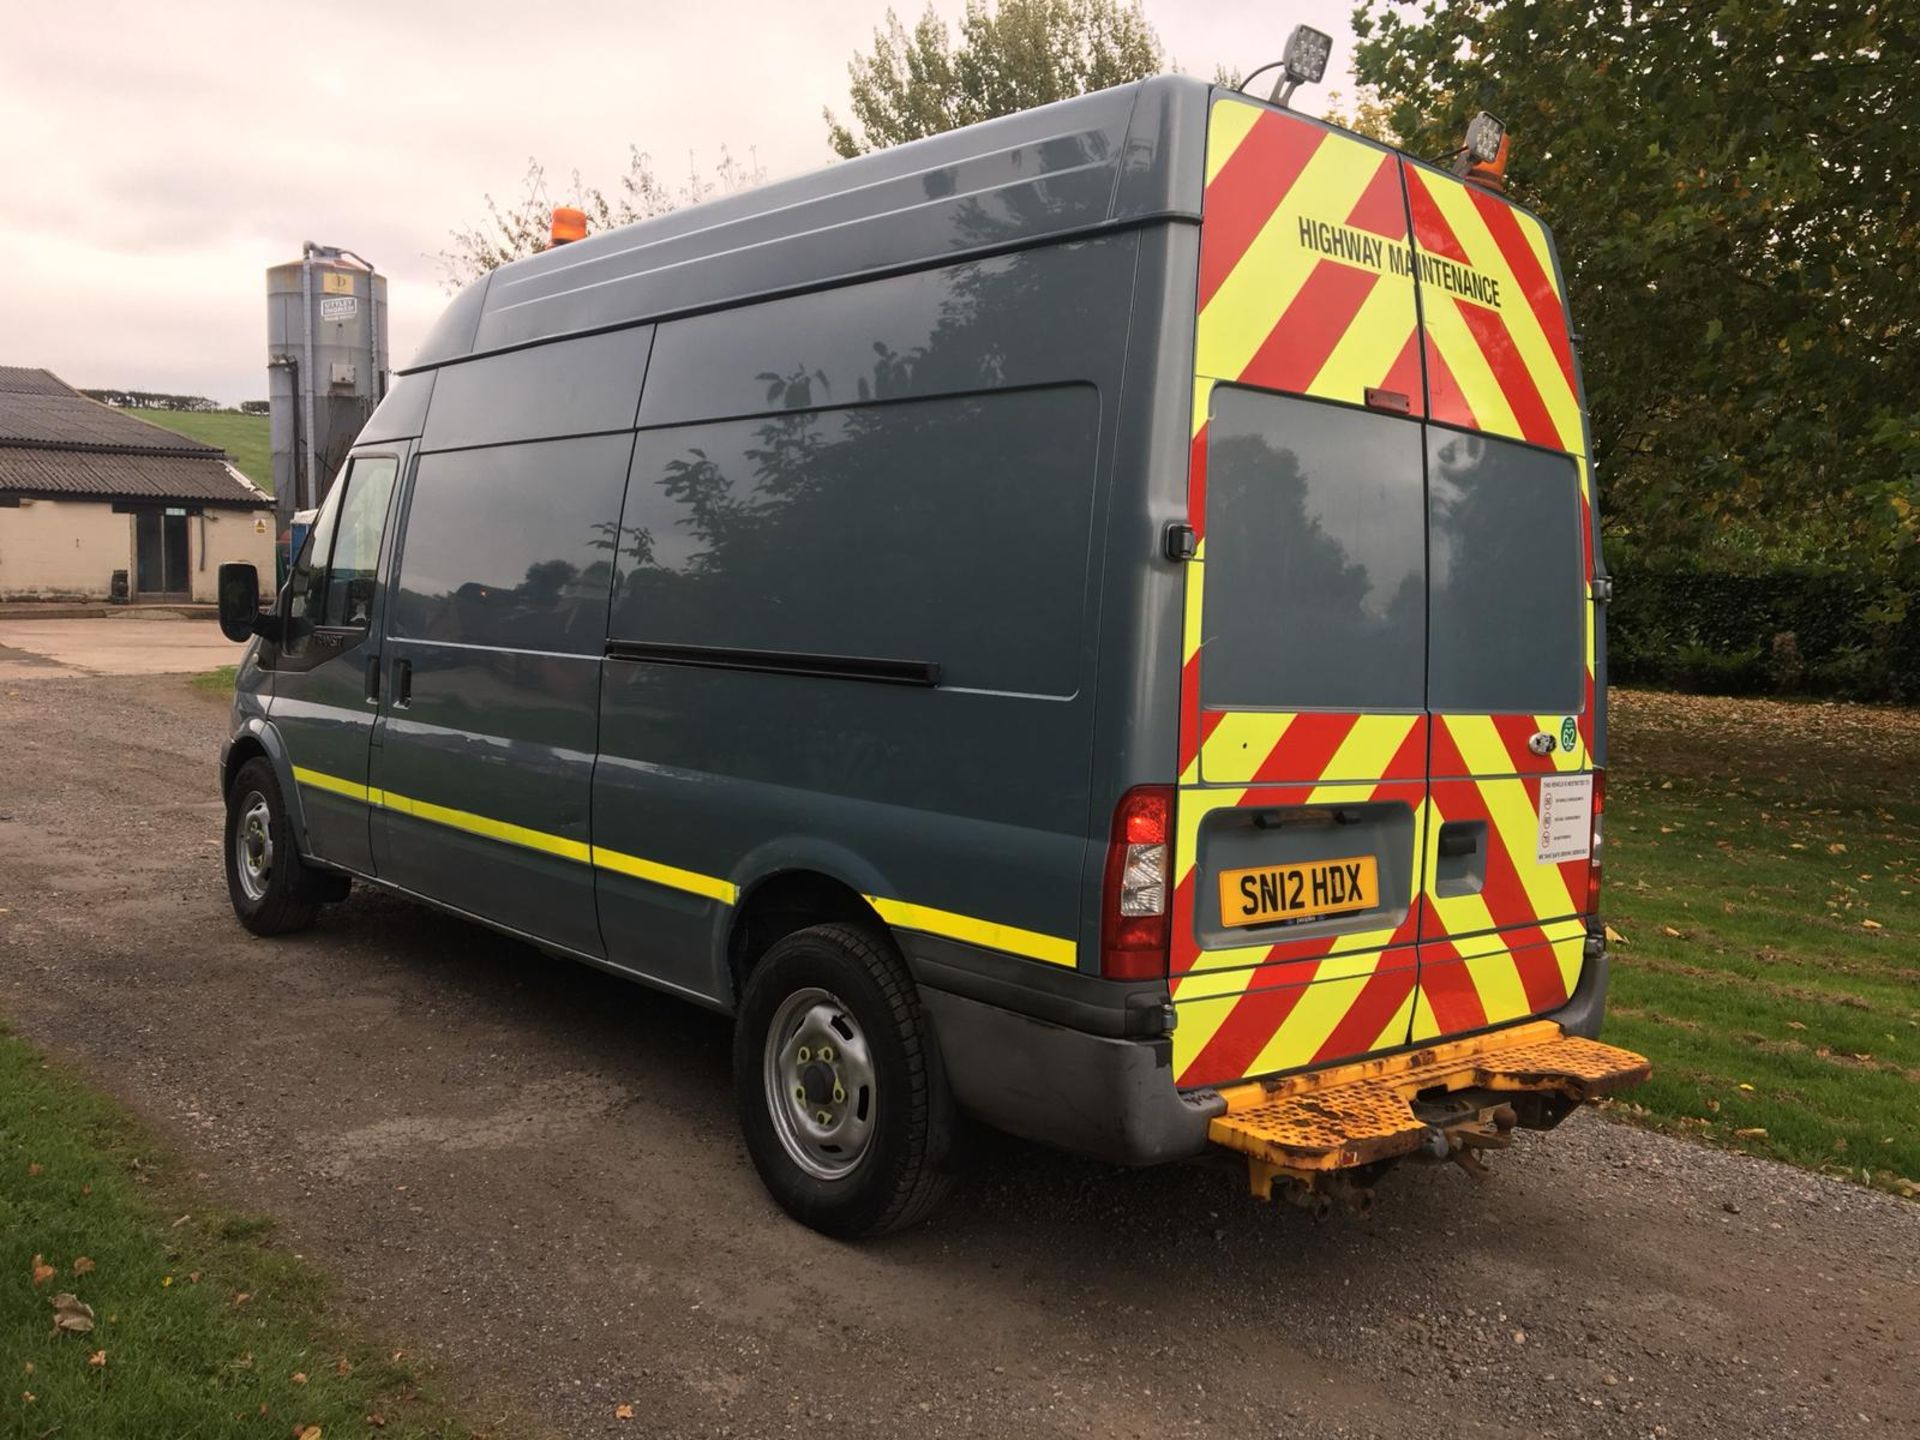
217,562,279,643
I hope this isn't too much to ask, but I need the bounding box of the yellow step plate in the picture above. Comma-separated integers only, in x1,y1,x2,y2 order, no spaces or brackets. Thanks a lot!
1209,1021,1650,1173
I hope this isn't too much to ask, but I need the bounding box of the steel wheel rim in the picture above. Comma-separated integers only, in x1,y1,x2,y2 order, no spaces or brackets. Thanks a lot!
235,791,273,903
762,986,877,1181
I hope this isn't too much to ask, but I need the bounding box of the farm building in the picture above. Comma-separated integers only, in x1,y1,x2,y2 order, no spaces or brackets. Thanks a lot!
0,366,274,602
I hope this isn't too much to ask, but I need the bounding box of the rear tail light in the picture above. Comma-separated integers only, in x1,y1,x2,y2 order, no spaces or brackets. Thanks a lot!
1586,769,1606,916
1102,785,1173,980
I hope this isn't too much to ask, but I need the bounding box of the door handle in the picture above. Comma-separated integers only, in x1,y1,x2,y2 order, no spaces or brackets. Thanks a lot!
364,654,380,703
1434,820,1487,898
394,658,413,708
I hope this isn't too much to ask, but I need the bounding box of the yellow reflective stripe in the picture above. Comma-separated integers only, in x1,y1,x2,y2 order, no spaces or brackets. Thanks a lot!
288,766,1067,964
292,765,373,802
379,789,591,864
866,895,1076,969
590,846,737,905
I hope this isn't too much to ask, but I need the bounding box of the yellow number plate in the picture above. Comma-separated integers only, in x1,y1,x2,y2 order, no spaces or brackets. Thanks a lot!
1218,855,1379,928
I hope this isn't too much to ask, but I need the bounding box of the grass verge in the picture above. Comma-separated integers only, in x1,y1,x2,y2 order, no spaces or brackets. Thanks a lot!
191,666,238,696
1,1023,494,1437
1606,689,1920,1197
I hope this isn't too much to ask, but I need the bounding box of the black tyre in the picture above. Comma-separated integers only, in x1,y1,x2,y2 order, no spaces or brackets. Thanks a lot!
224,757,334,936
734,922,959,1238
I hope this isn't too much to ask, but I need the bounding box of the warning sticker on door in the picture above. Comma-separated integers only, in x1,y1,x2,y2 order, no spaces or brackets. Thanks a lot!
1537,773,1594,864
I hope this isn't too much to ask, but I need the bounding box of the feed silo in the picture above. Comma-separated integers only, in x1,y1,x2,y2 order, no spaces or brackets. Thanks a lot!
266,244,389,535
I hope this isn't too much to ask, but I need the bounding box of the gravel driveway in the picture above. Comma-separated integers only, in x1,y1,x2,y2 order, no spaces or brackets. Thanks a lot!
0,674,1915,1439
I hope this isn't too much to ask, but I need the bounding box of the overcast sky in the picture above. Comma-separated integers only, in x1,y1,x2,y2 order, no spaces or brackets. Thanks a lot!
0,0,1359,405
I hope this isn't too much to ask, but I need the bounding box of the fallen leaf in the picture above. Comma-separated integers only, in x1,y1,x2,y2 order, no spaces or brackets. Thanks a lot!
232,1292,252,1308
1828,842,1848,854
291,1372,308,1386
297,1428,323,1440
88,1350,106,1368
1705,1098,1721,1113
335,1358,352,1377
1786,1020,1807,1031
366,1415,386,1429
26,1163,42,1177
1604,924,1627,945
1738,1082,1755,1092
161,1275,173,1287
20,1392,33,1404
1734,1127,1768,1139
170,1214,190,1228
30,1255,54,1288
1662,925,1683,938
72,1257,95,1275
50,1293,95,1335
1861,918,1884,930
615,1403,636,1420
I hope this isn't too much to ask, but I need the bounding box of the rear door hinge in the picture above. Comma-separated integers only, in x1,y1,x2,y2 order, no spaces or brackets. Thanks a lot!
1164,523,1197,562
1590,574,1614,604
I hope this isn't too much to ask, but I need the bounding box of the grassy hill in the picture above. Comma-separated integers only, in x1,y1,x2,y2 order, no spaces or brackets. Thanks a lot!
127,409,272,493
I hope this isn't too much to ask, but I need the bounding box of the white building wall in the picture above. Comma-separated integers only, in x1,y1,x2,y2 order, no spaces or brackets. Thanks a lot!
189,507,276,603
0,498,129,599
0,498,275,602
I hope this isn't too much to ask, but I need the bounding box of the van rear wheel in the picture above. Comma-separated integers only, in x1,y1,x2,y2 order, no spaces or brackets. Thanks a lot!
734,923,958,1237
224,757,331,936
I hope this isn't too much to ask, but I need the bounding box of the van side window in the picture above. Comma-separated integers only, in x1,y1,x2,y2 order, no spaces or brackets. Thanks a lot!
318,456,399,629
1201,388,1425,712
390,436,628,656
1426,430,1584,714
609,386,1100,697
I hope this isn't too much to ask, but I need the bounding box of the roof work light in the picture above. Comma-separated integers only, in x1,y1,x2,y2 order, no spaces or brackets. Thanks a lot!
1269,24,1332,109
1453,111,1511,191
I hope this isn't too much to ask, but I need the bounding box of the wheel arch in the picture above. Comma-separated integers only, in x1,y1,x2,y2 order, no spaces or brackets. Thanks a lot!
223,719,310,850
725,868,891,1007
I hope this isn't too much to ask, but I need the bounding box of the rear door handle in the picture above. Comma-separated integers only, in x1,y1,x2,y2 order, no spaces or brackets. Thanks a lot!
393,658,413,708
364,654,380,703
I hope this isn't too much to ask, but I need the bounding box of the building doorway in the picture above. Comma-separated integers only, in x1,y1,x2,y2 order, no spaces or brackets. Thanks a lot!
134,508,192,599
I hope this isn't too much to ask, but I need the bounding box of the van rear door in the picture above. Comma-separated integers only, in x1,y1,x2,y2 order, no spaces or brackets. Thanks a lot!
1169,100,1432,1090
1399,162,1598,1040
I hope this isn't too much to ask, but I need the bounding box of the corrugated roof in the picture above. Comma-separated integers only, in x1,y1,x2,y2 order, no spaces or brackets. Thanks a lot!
0,389,220,453
0,367,267,507
0,366,83,397
0,448,269,506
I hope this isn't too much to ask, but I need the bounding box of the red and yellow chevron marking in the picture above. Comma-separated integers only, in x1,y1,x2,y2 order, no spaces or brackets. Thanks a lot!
1168,778,1428,1088
1411,918,1587,1042
1170,98,1603,1090
1402,163,1582,455
1197,99,1422,412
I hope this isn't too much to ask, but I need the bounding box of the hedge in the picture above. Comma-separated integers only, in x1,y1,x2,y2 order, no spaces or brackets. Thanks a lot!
1607,565,1920,701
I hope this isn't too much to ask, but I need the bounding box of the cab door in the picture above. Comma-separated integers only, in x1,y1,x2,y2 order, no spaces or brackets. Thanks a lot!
265,451,404,874
1401,160,1598,1038
1169,97,1433,1090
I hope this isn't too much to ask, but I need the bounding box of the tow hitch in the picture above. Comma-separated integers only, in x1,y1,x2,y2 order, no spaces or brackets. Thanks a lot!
1207,1021,1649,1206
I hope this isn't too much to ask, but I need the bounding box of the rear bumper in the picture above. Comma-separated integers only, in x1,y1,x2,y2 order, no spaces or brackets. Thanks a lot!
918,987,1225,1166
913,933,1619,1170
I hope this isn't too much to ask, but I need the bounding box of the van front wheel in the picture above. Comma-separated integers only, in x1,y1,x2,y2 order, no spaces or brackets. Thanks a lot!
734,923,957,1237
224,757,328,936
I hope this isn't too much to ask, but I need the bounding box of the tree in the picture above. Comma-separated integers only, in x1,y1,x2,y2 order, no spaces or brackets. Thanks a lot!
825,0,1164,157
1320,88,1395,145
439,145,764,287
1352,0,1919,592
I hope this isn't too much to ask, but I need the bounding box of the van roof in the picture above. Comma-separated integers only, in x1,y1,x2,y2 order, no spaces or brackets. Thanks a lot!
404,75,1215,372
